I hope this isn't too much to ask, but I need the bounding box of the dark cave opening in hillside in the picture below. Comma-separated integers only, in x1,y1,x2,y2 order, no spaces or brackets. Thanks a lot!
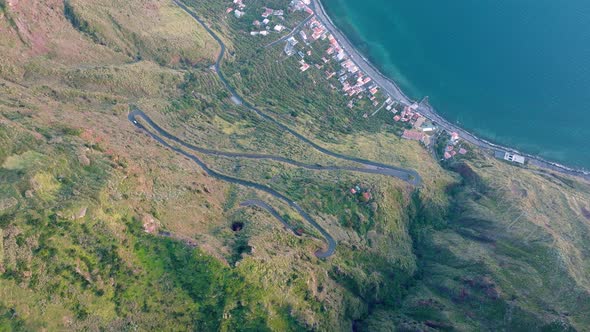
231,221,245,232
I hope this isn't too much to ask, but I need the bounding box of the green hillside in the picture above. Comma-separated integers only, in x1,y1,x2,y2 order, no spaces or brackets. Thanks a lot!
0,0,589,330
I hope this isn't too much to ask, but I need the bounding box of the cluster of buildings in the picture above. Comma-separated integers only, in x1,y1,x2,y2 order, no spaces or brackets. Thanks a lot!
393,103,419,123
226,1,473,158
228,0,392,114
306,18,384,103
396,105,471,162
397,104,437,145
261,7,284,18
281,9,391,112
442,132,468,160
350,184,372,202
290,0,313,13
252,7,286,34
226,0,247,18
227,1,287,35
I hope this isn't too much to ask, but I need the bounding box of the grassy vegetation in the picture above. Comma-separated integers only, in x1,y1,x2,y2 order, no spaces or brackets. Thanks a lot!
153,1,590,328
65,0,219,65
387,160,590,330
64,0,102,44
203,155,382,233
183,0,408,141
156,68,366,166
0,303,30,331
2,0,590,329
183,4,587,330
0,115,317,330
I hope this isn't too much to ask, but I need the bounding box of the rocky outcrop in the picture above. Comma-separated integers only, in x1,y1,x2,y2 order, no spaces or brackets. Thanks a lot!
77,152,90,166
141,213,161,234
0,197,18,211
73,206,87,220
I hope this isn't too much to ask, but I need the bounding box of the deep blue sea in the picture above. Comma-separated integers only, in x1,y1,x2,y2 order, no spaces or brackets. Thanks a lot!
322,0,590,169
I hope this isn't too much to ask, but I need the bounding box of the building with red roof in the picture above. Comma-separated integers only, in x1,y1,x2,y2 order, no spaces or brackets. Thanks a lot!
262,8,274,17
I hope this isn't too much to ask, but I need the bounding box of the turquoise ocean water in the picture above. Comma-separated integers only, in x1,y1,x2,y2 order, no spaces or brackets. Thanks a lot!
322,0,590,169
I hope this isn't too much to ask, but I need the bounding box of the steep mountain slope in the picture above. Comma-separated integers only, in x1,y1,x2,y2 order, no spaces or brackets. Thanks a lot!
1,0,589,330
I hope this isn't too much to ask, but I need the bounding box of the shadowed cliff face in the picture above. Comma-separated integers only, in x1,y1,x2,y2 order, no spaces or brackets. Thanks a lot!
399,161,590,331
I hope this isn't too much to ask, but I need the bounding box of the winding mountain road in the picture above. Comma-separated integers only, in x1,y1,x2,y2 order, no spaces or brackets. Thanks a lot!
129,110,336,258
239,200,299,234
130,108,426,257
173,0,422,187
132,1,424,258
131,110,419,184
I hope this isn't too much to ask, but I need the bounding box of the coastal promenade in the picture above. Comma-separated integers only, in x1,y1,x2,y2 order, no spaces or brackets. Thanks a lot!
312,0,590,180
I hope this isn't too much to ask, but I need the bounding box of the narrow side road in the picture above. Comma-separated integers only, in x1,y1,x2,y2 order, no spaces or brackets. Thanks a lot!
173,0,422,187
240,200,299,234
131,109,420,184
138,1,428,258
264,13,314,49
129,110,336,258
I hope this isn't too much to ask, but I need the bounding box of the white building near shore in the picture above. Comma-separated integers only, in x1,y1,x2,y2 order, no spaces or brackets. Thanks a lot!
495,150,525,164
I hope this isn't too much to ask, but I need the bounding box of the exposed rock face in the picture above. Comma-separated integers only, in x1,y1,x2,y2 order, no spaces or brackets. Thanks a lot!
0,228,4,274
142,214,161,234
74,207,87,220
29,177,40,191
49,136,63,144
77,153,91,166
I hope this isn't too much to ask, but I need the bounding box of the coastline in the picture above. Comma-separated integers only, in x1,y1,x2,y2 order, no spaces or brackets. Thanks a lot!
311,0,590,180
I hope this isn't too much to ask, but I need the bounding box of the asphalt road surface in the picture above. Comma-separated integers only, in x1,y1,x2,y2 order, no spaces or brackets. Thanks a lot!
129,110,336,258
134,1,429,258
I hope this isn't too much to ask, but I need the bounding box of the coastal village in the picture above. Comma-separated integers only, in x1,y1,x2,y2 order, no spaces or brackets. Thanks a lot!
225,0,527,166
